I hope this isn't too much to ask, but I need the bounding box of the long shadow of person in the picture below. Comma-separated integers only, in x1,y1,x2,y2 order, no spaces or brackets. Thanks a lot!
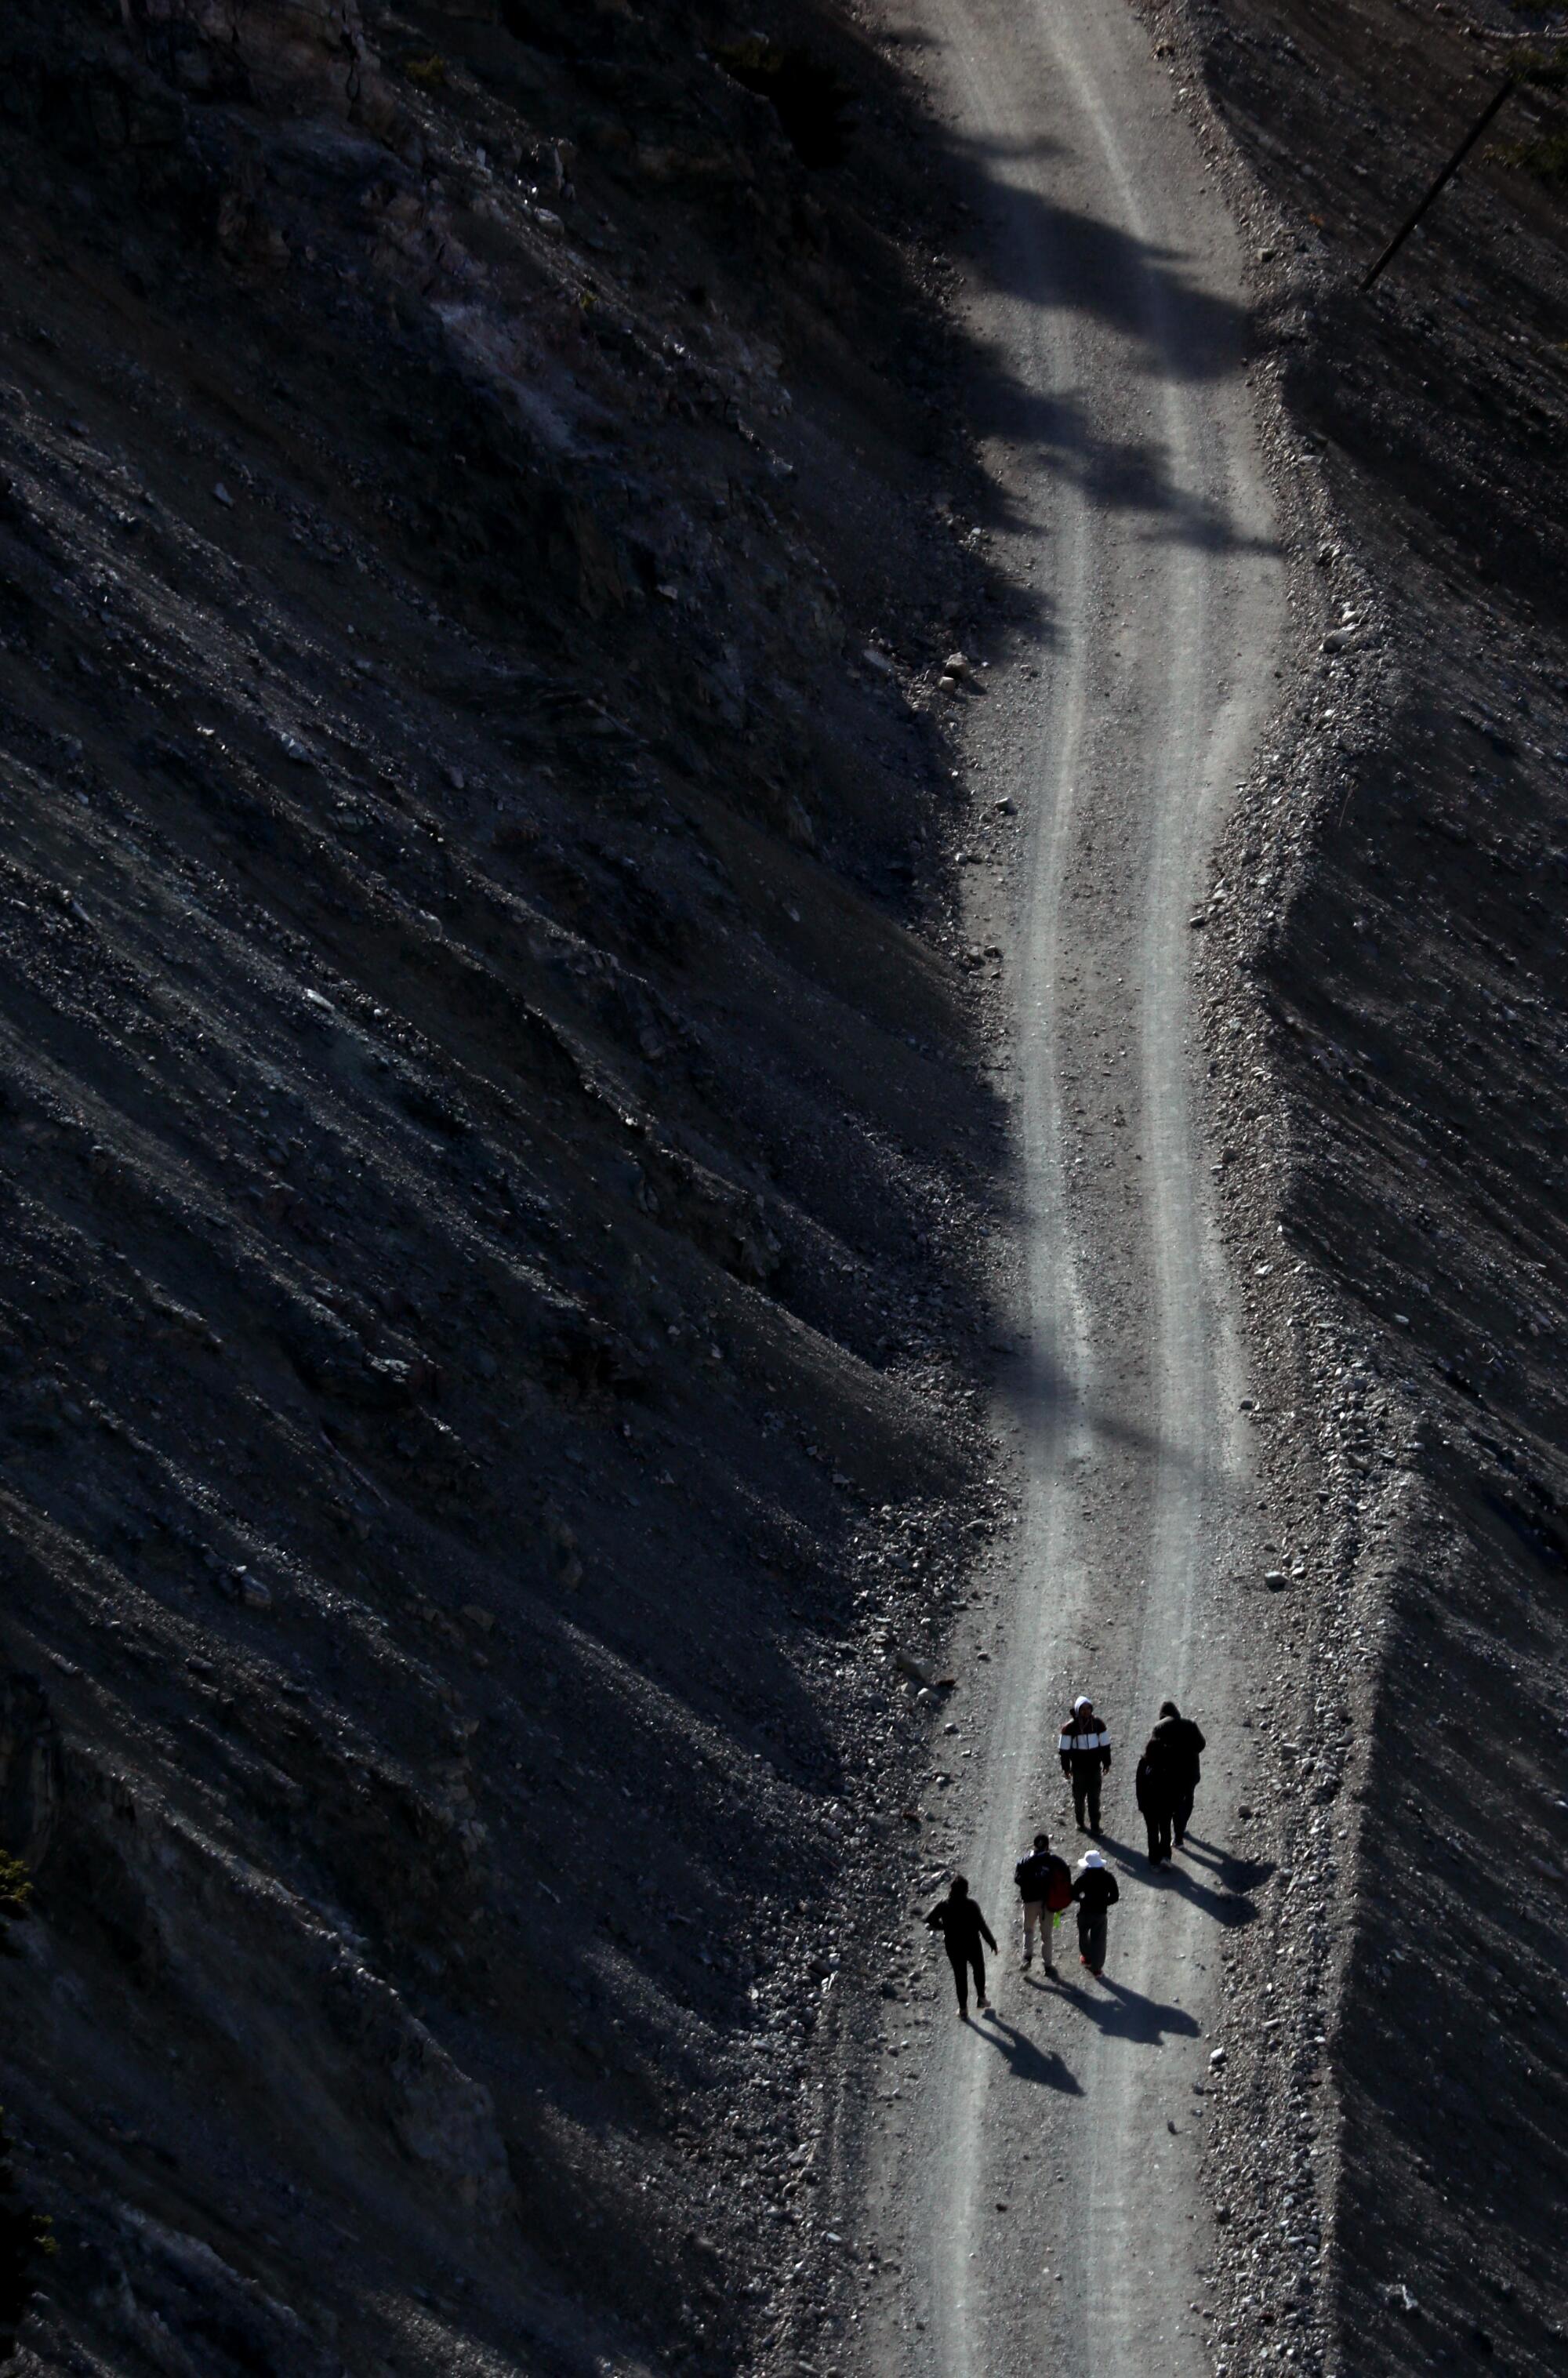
973,2006,1083,2094
1093,1832,1184,1890
1157,1851,1269,1926
1181,1832,1225,1859
1146,1864,1261,1927
1181,1834,1275,1896
1052,1973,1200,2045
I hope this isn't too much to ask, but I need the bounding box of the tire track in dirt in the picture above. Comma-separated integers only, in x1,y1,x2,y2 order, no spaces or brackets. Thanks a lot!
849,4,1288,2373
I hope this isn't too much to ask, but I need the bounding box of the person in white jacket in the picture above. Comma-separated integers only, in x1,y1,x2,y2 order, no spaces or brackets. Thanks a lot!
1058,1694,1111,1833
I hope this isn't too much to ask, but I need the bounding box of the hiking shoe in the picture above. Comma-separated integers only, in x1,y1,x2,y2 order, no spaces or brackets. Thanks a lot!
1042,1962,1055,1976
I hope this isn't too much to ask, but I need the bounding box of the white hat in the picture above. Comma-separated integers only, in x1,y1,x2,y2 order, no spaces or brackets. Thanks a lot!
1073,1694,1091,1712
1078,1849,1105,1871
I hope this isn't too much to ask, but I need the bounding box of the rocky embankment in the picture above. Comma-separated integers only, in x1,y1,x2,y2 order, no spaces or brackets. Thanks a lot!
1156,1,1568,2371
0,5,1007,2374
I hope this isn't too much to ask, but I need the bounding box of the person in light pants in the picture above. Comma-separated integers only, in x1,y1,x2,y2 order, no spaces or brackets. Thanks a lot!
1014,1831,1071,1971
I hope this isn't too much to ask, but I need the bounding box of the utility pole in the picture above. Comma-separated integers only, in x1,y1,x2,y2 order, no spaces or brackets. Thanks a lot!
1359,78,1515,292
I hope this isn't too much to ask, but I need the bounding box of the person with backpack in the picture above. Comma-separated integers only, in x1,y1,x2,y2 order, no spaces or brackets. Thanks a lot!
1014,1831,1073,1970
1071,1848,1120,1977
1058,1694,1112,1832
1135,1729,1178,1866
1149,1699,1206,1846
924,1875,998,2019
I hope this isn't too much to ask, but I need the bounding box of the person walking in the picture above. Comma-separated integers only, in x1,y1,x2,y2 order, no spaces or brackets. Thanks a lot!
1058,1694,1112,1833
1014,1831,1073,1971
1071,1848,1120,1977
1150,1700,1206,1846
924,1876,997,2019
1135,1730,1177,1866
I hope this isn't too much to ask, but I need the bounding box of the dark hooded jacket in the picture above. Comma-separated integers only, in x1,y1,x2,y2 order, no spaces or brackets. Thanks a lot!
925,1893,997,1956
1135,1738,1177,1813
1151,1712,1205,1786
1070,1863,1120,1918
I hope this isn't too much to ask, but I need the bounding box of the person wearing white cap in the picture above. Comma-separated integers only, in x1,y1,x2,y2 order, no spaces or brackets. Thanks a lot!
1070,1849,1120,1977
1058,1694,1112,1833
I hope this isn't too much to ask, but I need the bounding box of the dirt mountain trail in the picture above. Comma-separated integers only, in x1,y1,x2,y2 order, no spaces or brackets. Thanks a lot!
845,3,1292,2372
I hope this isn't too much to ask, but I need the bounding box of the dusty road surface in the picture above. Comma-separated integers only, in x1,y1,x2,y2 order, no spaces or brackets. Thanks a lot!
849,3,1290,2373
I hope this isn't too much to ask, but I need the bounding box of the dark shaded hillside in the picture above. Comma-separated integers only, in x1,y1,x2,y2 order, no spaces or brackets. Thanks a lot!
0,5,997,2374
1180,0,1568,2369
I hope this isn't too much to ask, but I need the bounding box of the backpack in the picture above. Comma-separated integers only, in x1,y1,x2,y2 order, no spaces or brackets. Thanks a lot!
1016,1853,1073,1912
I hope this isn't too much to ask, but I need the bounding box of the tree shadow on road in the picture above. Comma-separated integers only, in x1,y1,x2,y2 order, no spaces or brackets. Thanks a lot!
961,178,1247,383
921,97,1287,565
966,352,1272,558
973,2006,1083,2093
998,1339,1219,1495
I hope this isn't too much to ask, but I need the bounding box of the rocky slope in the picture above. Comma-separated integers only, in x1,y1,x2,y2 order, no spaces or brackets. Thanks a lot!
1157,1,1568,2370
0,5,1005,2375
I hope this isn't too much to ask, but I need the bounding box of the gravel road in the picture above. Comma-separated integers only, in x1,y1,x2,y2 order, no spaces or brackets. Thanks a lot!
850,3,1290,2371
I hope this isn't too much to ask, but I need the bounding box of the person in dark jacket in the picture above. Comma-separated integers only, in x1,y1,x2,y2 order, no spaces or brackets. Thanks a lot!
1134,1732,1177,1866
1014,1832,1072,1971
1071,1849,1120,1977
1150,1700,1206,1846
925,1876,997,2018
1058,1694,1112,1832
